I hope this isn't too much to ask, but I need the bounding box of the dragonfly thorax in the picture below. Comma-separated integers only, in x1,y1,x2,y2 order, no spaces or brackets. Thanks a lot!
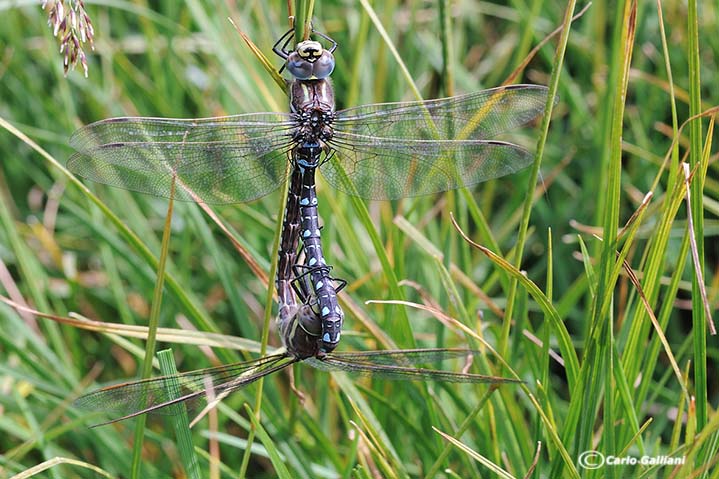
291,96,334,170
287,40,335,80
290,79,335,115
293,109,333,140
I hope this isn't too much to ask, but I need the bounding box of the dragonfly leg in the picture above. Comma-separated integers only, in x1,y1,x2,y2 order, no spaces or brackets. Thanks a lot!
290,269,311,304
333,277,347,294
312,29,338,53
291,263,330,303
291,263,347,303
288,365,306,404
272,28,295,60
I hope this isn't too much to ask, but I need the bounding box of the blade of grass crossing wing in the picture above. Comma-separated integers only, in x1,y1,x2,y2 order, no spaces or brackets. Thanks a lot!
158,349,200,479
131,180,176,479
502,0,575,367
240,170,292,477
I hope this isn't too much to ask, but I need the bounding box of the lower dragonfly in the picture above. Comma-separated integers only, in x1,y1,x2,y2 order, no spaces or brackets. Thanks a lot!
68,28,554,353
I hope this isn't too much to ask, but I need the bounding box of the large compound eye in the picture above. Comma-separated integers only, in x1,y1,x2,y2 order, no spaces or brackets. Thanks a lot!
297,306,322,336
311,51,335,79
287,52,314,80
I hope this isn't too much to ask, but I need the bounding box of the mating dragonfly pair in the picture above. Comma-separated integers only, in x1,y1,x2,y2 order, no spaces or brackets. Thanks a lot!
71,28,550,424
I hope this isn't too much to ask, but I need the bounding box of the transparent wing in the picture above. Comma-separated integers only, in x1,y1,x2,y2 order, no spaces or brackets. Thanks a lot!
333,84,551,141
321,137,533,199
68,113,297,204
322,84,552,199
309,348,520,383
74,354,295,425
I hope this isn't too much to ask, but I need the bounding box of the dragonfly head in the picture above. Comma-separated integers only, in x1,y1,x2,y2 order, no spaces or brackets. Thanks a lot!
287,40,335,80
279,303,323,359
294,304,321,336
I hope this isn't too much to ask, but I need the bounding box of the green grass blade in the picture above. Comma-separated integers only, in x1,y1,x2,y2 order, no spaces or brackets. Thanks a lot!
433,427,515,479
244,405,294,479
131,180,176,478
502,0,575,361
438,0,454,97
358,0,422,101
345,192,414,348
239,153,292,479
0,116,235,363
686,0,707,431
10,457,114,479
158,349,200,479
450,215,579,387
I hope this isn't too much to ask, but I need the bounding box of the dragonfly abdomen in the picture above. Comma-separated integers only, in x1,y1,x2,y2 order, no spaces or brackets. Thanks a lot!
276,158,326,359
277,167,304,322
296,156,344,352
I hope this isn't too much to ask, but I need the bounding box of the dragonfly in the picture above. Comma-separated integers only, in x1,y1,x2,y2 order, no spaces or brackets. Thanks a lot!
72,30,525,425
68,28,553,353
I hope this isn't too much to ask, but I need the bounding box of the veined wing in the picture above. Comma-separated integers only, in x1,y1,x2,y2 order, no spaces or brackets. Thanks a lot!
332,84,551,141
69,113,296,204
74,353,295,425
321,136,532,200
308,348,520,383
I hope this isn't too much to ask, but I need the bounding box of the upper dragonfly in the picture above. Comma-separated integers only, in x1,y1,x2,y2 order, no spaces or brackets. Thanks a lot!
69,29,552,352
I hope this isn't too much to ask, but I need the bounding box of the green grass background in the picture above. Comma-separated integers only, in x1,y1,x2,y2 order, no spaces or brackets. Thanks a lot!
1,1,718,478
